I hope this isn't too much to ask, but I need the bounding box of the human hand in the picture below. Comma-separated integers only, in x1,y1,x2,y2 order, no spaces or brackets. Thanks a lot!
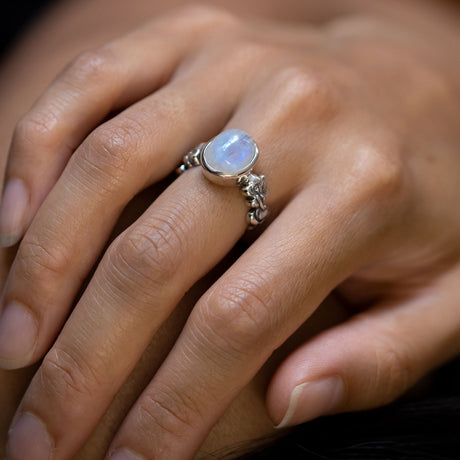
1,4,460,459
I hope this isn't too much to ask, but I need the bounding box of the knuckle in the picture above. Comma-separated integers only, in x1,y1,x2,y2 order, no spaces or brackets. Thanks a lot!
277,66,333,104
188,33,269,76
138,384,200,438
222,38,271,67
18,236,70,284
66,48,115,84
373,333,416,404
270,66,339,122
39,346,102,407
14,111,60,151
79,117,145,183
198,277,274,352
174,3,238,29
348,138,406,204
106,215,183,293
327,13,384,37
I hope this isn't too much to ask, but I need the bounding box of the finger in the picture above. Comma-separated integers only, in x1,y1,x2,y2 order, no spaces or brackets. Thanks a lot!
3,65,344,459
106,158,400,460
4,127,302,460
266,264,460,428
7,65,399,459
0,52,247,370
0,4,237,247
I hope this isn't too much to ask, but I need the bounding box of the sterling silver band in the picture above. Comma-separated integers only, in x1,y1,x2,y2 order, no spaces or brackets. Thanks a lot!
176,130,268,229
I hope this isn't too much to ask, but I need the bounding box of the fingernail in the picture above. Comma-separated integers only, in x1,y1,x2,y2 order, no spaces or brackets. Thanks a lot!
0,301,37,369
110,448,145,460
275,376,343,429
7,412,53,460
0,178,29,247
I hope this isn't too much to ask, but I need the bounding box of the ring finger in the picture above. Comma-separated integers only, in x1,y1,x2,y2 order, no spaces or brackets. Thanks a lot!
0,51,250,370
106,176,382,460
0,4,237,247
5,89,311,458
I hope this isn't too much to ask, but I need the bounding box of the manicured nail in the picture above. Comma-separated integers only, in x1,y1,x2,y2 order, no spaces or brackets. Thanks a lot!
0,301,37,369
0,178,29,247
7,412,53,460
275,376,343,429
110,448,145,460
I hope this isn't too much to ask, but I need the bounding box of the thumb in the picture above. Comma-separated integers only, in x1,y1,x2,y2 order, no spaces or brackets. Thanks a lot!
266,266,460,428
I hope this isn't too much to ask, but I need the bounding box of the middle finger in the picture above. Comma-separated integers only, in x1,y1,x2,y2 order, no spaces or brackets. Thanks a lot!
0,56,246,370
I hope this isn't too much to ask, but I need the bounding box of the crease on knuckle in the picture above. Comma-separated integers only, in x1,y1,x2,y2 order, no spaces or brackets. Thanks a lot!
14,111,61,151
79,118,144,183
372,332,416,404
109,213,184,292
18,237,70,282
200,278,274,353
138,387,197,438
40,347,101,404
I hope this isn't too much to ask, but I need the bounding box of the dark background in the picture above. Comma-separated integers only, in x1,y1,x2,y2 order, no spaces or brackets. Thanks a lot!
1,0,57,57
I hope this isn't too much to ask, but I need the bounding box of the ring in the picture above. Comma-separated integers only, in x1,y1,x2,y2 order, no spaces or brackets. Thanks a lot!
176,129,269,229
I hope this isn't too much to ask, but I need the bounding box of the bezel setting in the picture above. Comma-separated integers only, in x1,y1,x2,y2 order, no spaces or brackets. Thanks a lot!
200,129,259,185
176,129,268,229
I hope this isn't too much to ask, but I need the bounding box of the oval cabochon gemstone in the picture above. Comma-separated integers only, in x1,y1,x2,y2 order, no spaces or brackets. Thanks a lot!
203,129,257,176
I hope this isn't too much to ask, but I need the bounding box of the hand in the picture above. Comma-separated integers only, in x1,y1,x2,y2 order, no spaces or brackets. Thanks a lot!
1,3,460,459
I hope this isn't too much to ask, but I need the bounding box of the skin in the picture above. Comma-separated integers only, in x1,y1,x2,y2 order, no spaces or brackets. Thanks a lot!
0,0,460,459
0,6,352,457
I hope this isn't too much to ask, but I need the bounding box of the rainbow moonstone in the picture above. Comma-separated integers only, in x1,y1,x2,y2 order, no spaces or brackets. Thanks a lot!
203,129,257,176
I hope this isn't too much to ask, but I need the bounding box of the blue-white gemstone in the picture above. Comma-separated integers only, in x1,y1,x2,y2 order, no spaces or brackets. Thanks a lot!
203,129,257,176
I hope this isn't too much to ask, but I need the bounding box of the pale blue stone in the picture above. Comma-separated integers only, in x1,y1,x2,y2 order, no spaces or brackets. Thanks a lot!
204,129,257,176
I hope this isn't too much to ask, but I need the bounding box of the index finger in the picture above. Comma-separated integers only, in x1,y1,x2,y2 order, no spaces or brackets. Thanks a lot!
0,4,236,247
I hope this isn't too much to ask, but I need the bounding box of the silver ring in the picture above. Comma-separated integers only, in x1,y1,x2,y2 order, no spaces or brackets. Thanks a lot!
176,129,268,229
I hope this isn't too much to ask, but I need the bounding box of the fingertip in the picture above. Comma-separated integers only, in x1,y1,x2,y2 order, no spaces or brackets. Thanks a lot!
272,382,309,429
7,411,54,460
270,376,344,429
0,301,38,370
108,448,145,460
0,233,22,248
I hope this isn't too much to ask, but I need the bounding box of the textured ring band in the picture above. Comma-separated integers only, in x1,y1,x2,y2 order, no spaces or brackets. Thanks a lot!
176,129,268,229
